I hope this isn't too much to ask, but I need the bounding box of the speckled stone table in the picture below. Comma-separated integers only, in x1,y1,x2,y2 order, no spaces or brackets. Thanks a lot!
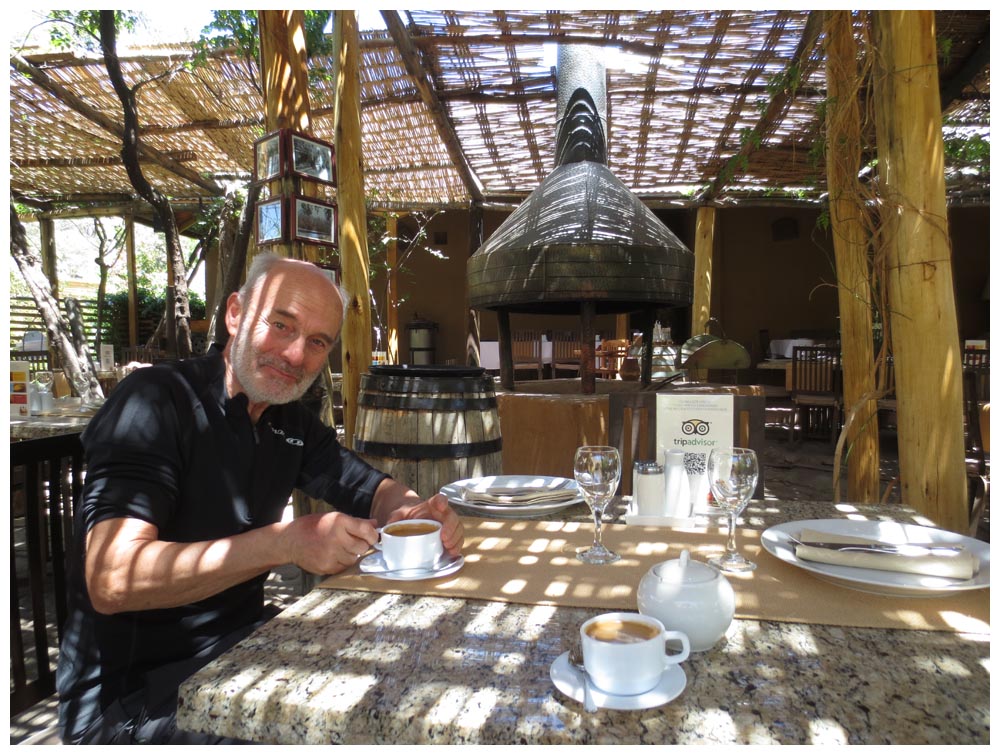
177,501,990,745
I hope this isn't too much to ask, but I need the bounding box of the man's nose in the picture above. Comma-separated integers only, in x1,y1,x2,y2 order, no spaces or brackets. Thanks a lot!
279,336,307,365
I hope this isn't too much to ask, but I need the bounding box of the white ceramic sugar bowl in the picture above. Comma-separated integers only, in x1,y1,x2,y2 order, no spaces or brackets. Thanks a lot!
637,549,736,652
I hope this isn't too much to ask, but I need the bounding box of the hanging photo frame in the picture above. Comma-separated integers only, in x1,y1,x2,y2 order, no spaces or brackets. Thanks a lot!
252,131,285,184
288,131,336,185
292,196,338,247
255,197,285,245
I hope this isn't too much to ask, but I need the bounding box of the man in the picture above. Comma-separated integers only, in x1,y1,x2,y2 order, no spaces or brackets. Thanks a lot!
56,254,464,744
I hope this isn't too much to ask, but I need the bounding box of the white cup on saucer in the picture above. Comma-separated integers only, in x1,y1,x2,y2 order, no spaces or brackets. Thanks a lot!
375,519,443,571
580,612,690,696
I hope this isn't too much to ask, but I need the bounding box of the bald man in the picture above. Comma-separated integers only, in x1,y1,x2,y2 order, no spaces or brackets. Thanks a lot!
57,254,463,744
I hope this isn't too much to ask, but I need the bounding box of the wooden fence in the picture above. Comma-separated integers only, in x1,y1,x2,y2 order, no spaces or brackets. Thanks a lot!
9,296,159,356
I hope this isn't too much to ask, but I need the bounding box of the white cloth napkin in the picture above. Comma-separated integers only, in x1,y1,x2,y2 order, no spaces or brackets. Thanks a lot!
460,485,578,506
793,528,979,580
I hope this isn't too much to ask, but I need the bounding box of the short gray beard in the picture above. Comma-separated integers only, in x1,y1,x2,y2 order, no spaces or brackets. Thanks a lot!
229,321,319,406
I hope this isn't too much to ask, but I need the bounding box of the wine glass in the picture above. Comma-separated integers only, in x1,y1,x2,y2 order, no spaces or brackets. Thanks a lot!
707,447,759,573
573,445,622,564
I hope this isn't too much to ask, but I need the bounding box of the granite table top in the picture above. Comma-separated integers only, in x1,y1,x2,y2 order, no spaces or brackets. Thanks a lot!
176,500,990,745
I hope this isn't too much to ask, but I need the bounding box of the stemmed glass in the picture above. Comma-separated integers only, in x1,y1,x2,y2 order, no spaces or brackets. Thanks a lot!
34,370,54,394
573,445,622,564
707,447,760,573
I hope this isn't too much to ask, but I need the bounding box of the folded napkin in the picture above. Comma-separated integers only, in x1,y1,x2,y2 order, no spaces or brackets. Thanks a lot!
794,528,979,580
460,485,578,506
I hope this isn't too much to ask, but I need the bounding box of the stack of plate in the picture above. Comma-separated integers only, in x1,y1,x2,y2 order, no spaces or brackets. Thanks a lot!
440,475,583,518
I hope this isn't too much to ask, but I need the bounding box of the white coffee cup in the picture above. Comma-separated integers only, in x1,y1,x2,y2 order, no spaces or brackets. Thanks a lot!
375,519,443,570
580,612,690,696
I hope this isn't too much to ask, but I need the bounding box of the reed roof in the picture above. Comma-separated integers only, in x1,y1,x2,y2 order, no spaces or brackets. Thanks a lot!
9,10,991,215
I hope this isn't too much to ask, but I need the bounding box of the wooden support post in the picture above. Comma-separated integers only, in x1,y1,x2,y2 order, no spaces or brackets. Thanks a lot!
498,310,514,390
38,217,58,298
581,302,596,395
386,213,399,364
825,10,880,502
872,11,967,532
334,10,372,449
467,206,483,368
690,206,716,381
125,215,138,348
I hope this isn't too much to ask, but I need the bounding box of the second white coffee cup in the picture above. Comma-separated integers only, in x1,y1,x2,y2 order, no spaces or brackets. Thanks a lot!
375,519,443,570
580,611,690,696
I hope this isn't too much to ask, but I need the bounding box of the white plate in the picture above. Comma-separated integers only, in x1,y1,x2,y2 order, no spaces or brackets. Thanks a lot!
760,519,990,598
549,652,687,711
440,475,583,518
359,552,464,581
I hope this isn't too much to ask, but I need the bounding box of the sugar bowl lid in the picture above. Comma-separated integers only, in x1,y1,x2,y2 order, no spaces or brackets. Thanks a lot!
652,549,721,584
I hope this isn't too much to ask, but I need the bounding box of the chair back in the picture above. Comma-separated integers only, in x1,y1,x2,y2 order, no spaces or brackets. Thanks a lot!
790,346,840,396
963,348,989,401
511,330,544,378
10,433,84,715
596,339,630,378
551,331,582,374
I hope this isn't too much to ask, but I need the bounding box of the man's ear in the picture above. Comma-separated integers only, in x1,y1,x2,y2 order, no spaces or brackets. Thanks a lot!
224,292,242,337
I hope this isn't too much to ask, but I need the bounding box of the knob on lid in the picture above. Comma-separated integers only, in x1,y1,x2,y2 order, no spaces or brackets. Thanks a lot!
653,549,719,584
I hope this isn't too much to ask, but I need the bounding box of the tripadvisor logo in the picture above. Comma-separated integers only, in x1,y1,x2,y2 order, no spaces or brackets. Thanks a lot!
681,418,711,436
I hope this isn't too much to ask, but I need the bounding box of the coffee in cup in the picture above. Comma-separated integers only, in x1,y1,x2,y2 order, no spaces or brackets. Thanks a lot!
375,519,443,570
580,612,690,696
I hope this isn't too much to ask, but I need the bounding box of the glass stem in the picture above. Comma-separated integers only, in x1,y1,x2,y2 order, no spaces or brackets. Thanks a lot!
592,502,605,546
726,509,739,556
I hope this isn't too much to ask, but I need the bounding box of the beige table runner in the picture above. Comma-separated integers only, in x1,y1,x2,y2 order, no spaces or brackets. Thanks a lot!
319,518,990,633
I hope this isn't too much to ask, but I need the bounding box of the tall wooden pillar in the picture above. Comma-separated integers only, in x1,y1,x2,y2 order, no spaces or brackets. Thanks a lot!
690,206,717,380
386,213,400,364
38,216,58,297
467,206,483,367
825,11,880,502
334,10,372,448
872,11,967,531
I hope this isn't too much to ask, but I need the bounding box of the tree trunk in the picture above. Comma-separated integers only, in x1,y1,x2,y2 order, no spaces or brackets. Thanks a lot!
825,10,880,502
871,11,967,532
99,11,192,358
210,184,260,348
10,205,102,400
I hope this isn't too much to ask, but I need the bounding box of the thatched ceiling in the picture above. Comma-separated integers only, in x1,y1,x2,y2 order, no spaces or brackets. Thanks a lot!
8,10,991,216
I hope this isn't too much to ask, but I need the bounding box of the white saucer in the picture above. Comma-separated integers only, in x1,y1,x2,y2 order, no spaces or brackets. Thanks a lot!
359,552,464,581
549,652,686,711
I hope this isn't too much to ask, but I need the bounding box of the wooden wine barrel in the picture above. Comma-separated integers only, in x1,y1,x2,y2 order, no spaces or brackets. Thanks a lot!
353,365,503,499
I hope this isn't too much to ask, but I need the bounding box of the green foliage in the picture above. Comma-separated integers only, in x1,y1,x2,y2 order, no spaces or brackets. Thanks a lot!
193,10,332,64
943,131,990,171
46,10,138,51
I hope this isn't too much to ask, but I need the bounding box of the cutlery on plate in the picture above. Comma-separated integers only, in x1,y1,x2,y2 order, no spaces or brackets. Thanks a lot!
787,536,965,556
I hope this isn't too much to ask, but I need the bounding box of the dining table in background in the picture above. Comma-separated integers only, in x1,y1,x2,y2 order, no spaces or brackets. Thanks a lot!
176,499,989,745
9,403,98,441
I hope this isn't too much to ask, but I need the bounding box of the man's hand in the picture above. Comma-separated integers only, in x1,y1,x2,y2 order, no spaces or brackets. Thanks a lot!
281,512,379,575
385,493,464,556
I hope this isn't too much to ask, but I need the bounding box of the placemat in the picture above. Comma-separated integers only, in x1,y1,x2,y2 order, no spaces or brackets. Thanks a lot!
318,518,990,633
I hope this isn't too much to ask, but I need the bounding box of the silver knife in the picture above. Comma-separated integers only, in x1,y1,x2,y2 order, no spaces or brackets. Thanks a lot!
792,539,965,556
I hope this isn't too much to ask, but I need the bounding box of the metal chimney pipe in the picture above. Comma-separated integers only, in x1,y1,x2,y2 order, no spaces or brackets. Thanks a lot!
555,46,607,167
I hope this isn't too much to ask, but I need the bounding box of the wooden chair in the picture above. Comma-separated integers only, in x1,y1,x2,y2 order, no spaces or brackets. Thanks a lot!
875,356,897,429
511,330,544,379
10,433,84,716
551,330,582,376
962,368,990,539
963,348,989,402
789,346,842,444
596,339,629,379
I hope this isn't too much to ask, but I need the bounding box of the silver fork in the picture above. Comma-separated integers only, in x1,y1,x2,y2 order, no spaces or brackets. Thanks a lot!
787,536,963,555
567,642,598,713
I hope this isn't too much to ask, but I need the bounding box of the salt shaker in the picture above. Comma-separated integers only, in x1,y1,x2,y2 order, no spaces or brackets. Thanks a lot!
635,461,666,516
663,449,692,518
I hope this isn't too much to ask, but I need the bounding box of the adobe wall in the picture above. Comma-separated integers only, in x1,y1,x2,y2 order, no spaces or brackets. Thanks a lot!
379,205,989,366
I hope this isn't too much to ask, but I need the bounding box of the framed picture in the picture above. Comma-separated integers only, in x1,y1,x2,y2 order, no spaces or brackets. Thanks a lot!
289,131,335,184
256,197,285,245
253,131,284,183
292,196,338,247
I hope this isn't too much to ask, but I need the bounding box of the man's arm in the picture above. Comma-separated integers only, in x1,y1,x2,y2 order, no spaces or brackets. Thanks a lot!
85,510,379,614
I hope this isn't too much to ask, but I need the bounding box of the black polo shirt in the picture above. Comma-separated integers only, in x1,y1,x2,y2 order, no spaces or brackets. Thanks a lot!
56,346,388,739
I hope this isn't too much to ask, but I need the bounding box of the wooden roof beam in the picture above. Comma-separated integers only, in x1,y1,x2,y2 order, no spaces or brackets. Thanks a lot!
11,53,224,196
696,10,825,203
382,11,484,204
